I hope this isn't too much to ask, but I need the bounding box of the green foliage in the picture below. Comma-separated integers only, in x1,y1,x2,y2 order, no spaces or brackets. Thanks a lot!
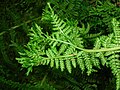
0,76,56,90
16,2,120,90
1,0,120,90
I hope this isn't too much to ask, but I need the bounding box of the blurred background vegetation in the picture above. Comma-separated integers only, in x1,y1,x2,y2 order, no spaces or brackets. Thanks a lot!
0,0,120,90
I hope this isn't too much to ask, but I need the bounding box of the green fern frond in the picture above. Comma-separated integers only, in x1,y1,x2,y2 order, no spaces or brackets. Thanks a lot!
83,52,93,75
17,3,92,75
95,18,120,90
112,18,120,46
16,3,120,90
107,52,120,90
77,51,85,73
109,18,120,90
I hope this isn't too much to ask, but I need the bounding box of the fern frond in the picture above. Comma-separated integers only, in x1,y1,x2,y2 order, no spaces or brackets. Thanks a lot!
41,3,85,73
95,18,120,90
112,18,120,46
17,3,94,75
109,18,120,90
107,52,120,90
16,4,120,90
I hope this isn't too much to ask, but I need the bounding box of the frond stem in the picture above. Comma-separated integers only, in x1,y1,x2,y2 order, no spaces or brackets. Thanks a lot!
49,38,120,52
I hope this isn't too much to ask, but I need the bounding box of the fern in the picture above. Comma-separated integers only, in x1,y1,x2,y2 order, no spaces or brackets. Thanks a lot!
16,3,120,90
108,18,120,90
0,76,55,90
17,3,98,75
93,18,120,90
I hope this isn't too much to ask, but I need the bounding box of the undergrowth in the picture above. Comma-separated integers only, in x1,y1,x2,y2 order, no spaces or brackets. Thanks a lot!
0,0,120,90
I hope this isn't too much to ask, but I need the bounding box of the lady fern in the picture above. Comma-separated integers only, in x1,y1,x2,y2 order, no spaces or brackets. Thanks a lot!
17,3,120,90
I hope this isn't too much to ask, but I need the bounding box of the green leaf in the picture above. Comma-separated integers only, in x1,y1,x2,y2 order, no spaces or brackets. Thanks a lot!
41,60,46,65
77,57,85,72
50,59,54,67
66,59,72,73
46,49,55,58
100,52,106,66
46,59,50,65
71,59,76,68
26,66,33,76
52,42,58,48
60,60,65,71
55,59,59,69
59,44,67,55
